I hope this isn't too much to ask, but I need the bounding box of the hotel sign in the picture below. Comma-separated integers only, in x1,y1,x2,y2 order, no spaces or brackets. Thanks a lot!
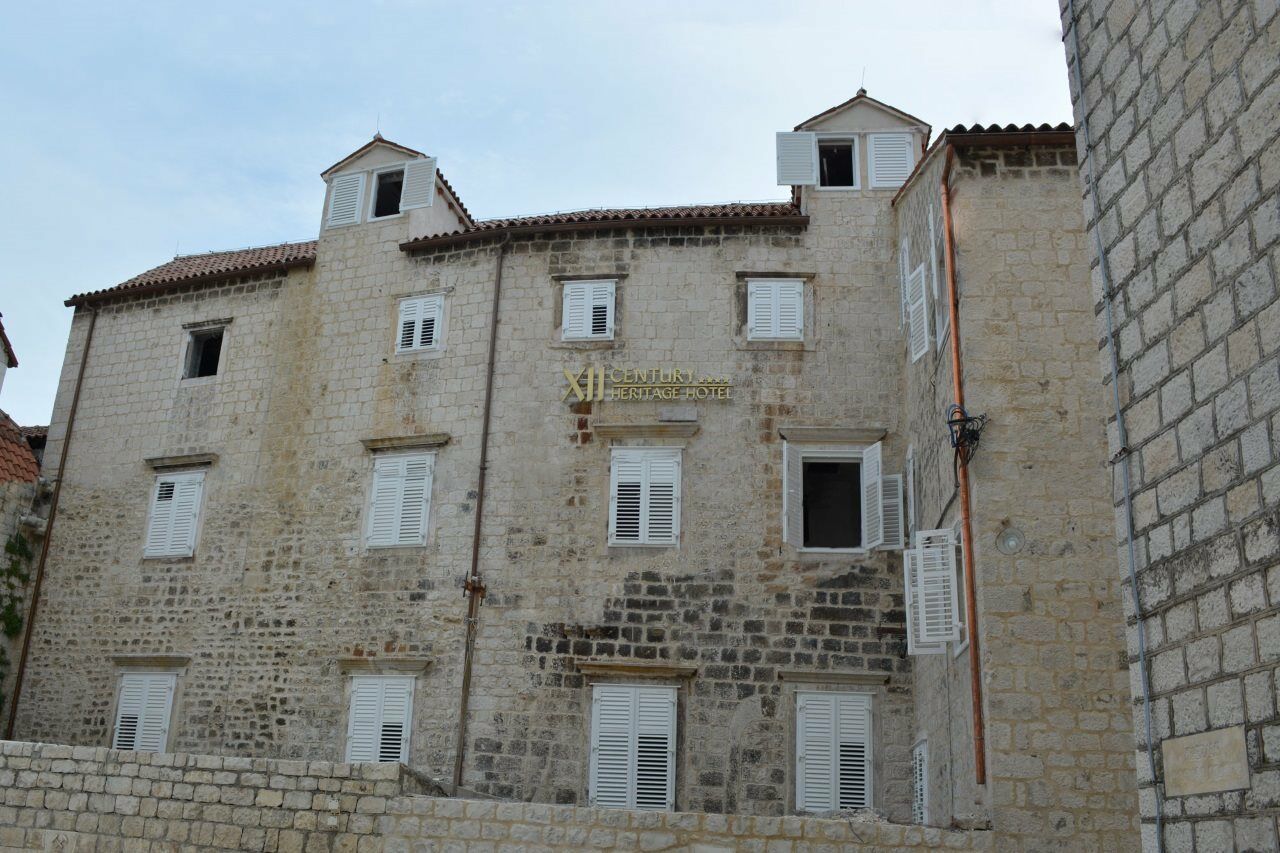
562,366,733,402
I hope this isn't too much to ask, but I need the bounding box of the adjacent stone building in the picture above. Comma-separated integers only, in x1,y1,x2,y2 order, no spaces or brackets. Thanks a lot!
10,92,1140,848
1062,0,1280,849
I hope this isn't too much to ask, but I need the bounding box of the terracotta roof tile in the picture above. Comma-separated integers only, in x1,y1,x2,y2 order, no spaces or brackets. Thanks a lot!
0,411,39,483
0,312,16,367
67,240,317,306
945,122,1073,135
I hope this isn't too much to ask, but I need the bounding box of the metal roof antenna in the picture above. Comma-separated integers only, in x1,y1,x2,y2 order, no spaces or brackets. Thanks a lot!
860,66,866,91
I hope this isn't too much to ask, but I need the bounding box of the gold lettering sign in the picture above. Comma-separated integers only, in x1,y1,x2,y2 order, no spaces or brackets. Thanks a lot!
562,366,732,402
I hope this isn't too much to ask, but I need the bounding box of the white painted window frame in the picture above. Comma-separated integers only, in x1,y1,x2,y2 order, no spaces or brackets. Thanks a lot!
784,444,869,555
813,133,861,191
367,163,409,222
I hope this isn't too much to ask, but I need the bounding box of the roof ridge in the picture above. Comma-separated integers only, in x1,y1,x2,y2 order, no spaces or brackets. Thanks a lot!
173,238,317,260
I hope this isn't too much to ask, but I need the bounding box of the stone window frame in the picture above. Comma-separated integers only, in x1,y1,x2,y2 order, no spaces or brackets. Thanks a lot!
579,674,688,812
177,317,233,388
391,287,453,361
549,274,626,350
108,655,191,754
731,272,818,352
338,660,430,765
781,680,882,815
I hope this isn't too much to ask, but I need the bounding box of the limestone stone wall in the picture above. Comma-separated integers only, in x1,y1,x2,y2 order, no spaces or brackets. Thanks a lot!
1062,0,1280,848
0,740,995,852
893,142,1139,849
0,477,38,722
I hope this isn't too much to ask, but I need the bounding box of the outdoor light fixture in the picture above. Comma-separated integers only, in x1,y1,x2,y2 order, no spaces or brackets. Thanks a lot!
995,526,1025,555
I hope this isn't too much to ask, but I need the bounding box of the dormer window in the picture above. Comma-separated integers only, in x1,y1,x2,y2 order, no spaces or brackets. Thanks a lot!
818,139,856,187
373,169,405,219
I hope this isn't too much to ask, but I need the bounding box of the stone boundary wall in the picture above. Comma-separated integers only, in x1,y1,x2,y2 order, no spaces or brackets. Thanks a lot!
0,741,993,851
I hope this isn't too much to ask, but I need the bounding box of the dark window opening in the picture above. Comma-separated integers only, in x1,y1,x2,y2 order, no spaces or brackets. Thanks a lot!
802,459,861,548
374,170,404,218
818,142,855,187
591,303,609,336
185,329,223,379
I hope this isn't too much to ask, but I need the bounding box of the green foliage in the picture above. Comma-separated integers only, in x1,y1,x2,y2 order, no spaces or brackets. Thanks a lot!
0,531,35,714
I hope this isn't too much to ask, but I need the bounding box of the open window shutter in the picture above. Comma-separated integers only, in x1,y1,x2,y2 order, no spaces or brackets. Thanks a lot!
144,481,177,557
912,741,928,824
327,173,365,227
633,687,676,811
776,132,818,185
590,685,635,808
868,133,914,188
861,442,884,549
376,678,414,762
904,549,945,655
879,474,904,550
796,692,835,812
644,454,680,545
590,281,615,338
563,283,589,339
907,266,930,362
609,452,644,544
400,157,437,210
747,282,775,339
836,694,871,809
917,529,960,644
396,456,432,545
418,296,442,349
367,458,404,546
169,475,203,557
346,678,381,762
783,442,804,548
776,282,804,340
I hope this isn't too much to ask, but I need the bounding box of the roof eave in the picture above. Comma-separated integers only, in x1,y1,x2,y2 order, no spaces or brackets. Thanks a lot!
320,136,430,179
65,257,316,308
891,128,1078,206
399,213,811,254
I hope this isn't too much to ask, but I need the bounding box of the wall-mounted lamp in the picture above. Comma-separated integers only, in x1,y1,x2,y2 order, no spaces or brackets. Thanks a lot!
995,526,1025,555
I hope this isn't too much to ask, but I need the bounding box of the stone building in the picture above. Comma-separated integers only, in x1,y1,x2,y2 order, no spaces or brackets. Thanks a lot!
1062,0,1280,849
11,92,1139,848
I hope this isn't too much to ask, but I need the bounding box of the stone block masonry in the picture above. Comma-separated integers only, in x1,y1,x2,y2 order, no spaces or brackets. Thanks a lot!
1062,0,1280,849
0,740,994,851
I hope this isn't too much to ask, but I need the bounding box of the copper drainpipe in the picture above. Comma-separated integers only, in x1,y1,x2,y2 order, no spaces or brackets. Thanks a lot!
940,144,986,785
5,307,98,739
451,234,510,788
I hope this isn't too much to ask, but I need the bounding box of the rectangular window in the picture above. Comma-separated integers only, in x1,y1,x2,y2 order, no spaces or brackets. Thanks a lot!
747,279,804,341
346,675,414,763
372,169,405,218
562,280,616,340
366,453,434,547
589,684,676,811
796,691,872,812
609,449,681,546
817,139,856,187
144,470,205,558
912,740,928,824
783,441,885,552
396,294,444,353
112,672,176,752
184,328,223,379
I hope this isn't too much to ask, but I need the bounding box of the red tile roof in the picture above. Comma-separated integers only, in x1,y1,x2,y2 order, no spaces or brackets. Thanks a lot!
0,312,16,368
401,201,807,252
0,411,39,483
66,240,318,306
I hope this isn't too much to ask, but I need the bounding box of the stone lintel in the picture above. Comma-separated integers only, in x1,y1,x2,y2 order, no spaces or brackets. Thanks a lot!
181,317,233,330
337,657,433,675
778,426,887,444
144,453,218,470
777,670,889,686
734,271,815,279
361,434,451,452
575,659,697,678
111,655,192,670
594,423,699,439
551,273,628,282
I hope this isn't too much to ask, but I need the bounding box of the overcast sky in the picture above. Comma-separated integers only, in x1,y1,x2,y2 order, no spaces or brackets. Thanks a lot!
0,0,1072,426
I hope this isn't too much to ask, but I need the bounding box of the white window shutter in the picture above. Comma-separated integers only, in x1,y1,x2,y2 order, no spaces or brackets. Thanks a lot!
879,474,904,551
898,238,910,328
610,449,680,546
397,299,420,353
590,685,675,811
775,282,803,340
907,265,929,363
633,687,676,811
590,280,616,338
904,549,945,655
748,280,803,341
346,678,381,762
346,676,415,763
400,157,437,210
589,685,634,808
644,455,681,544
376,678,414,762
563,281,615,340
113,672,175,753
367,455,433,547
796,692,835,811
776,132,818,185
835,694,872,809
367,458,404,546
327,172,365,227
396,456,432,545
563,282,588,339
144,481,177,557
144,472,203,558
609,452,644,544
868,133,914,188
916,529,960,644
905,448,916,539
747,281,774,340
783,441,804,548
397,296,444,352
860,442,884,550
912,741,929,824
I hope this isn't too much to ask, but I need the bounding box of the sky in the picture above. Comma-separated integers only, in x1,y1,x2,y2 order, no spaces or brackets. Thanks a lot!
0,0,1072,426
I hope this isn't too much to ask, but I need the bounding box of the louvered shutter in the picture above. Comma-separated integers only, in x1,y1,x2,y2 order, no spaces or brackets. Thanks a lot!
868,133,914,188
904,448,916,538
143,481,176,557
367,454,433,547
836,694,872,809
879,474,904,551
783,441,804,548
400,157,437,210
916,529,960,644
589,685,634,808
610,450,680,546
748,281,804,341
563,281,614,339
633,687,676,811
396,456,432,545
113,673,175,753
796,692,836,811
144,472,204,558
397,298,420,353
589,685,676,811
747,281,775,340
907,265,929,363
346,675,415,763
397,295,443,352
590,280,615,338
776,132,818,185
563,282,588,339
775,282,803,340
609,452,644,544
644,454,681,545
860,442,884,550
904,549,945,655
911,741,928,824
327,173,365,227
898,238,910,328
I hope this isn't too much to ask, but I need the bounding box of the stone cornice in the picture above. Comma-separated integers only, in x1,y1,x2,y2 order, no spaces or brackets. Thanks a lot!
144,453,218,470
777,426,887,444
776,670,890,686
337,657,433,675
593,423,700,439
361,433,451,452
574,659,697,679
